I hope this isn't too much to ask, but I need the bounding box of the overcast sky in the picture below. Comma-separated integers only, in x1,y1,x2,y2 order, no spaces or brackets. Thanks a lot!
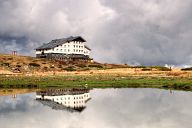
0,0,192,66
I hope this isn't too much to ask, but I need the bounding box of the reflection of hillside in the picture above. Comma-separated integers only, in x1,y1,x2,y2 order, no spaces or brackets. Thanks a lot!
0,89,36,96
36,88,91,112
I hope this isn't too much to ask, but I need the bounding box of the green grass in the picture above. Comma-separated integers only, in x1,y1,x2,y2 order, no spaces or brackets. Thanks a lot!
0,74,192,90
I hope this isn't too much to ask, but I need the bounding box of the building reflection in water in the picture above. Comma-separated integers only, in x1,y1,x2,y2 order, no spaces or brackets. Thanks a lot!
36,88,91,112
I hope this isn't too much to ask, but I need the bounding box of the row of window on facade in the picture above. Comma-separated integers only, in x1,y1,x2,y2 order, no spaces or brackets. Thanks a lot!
56,44,84,49
55,99,85,104
55,101,85,106
74,101,84,104
62,100,85,105
55,95,88,101
53,48,88,53
66,41,83,44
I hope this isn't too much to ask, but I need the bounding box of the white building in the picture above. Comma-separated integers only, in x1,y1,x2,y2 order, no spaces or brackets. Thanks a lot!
35,36,91,60
36,88,91,112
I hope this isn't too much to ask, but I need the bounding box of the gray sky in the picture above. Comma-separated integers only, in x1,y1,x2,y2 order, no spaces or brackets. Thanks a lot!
0,0,192,66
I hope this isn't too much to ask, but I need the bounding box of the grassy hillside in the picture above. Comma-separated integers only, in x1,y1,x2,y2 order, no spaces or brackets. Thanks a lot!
1,54,192,91
0,54,129,73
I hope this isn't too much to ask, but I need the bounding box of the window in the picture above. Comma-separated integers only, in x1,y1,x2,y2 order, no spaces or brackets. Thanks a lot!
73,49,75,52
68,49,70,52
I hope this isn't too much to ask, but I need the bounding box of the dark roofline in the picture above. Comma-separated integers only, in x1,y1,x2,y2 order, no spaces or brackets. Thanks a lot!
36,36,86,50
85,45,91,51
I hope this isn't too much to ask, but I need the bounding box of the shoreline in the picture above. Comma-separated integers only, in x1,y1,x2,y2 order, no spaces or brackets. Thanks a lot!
0,71,192,91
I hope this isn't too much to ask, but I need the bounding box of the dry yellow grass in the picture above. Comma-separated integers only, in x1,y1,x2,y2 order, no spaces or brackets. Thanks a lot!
0,89,37,96
0,53,192,78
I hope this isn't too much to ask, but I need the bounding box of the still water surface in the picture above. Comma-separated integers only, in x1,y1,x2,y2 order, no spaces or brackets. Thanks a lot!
0,88,192,128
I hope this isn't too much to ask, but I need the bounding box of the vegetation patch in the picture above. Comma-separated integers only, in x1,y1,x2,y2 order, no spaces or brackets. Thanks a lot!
29,63,40,67
181,67,192,71
0,75,192,91
76,64,87,68
88,64,103,68
1,62,10,67
130,66,171,71
63,66,76,71
151,66,171,71
142,68,152,71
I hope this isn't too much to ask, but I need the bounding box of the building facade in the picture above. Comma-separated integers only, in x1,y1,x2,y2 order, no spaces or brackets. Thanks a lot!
36,88,91,112
35,36,91,60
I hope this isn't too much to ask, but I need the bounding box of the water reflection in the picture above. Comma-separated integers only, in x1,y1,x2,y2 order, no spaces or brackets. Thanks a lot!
36,88,91,112
0,88,192,128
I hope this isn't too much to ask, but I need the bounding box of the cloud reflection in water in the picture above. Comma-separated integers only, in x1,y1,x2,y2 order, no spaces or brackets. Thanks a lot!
0,88,191,128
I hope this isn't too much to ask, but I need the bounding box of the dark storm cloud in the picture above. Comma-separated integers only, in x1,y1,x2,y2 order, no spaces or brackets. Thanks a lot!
0,0,192,65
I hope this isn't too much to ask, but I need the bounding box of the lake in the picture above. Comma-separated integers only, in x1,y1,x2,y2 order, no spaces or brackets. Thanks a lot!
0,88,191,128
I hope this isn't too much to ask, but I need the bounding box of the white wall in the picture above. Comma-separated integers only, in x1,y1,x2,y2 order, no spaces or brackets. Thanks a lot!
36,41,91,56
84,48,91,56
36,92,90,108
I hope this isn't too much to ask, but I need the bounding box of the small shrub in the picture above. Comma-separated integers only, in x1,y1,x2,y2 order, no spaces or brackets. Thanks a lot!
1,62,10,67
58,65,63,68
43,66,48,71
16,65,22,68
7,57,13,60
131,66,147,68
181,67,192,71
29,63,40,67
142,68,152,71
88,64,103,68
152,66,171,71
80,67,90,71
76,64,87,68
63,66,76,71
